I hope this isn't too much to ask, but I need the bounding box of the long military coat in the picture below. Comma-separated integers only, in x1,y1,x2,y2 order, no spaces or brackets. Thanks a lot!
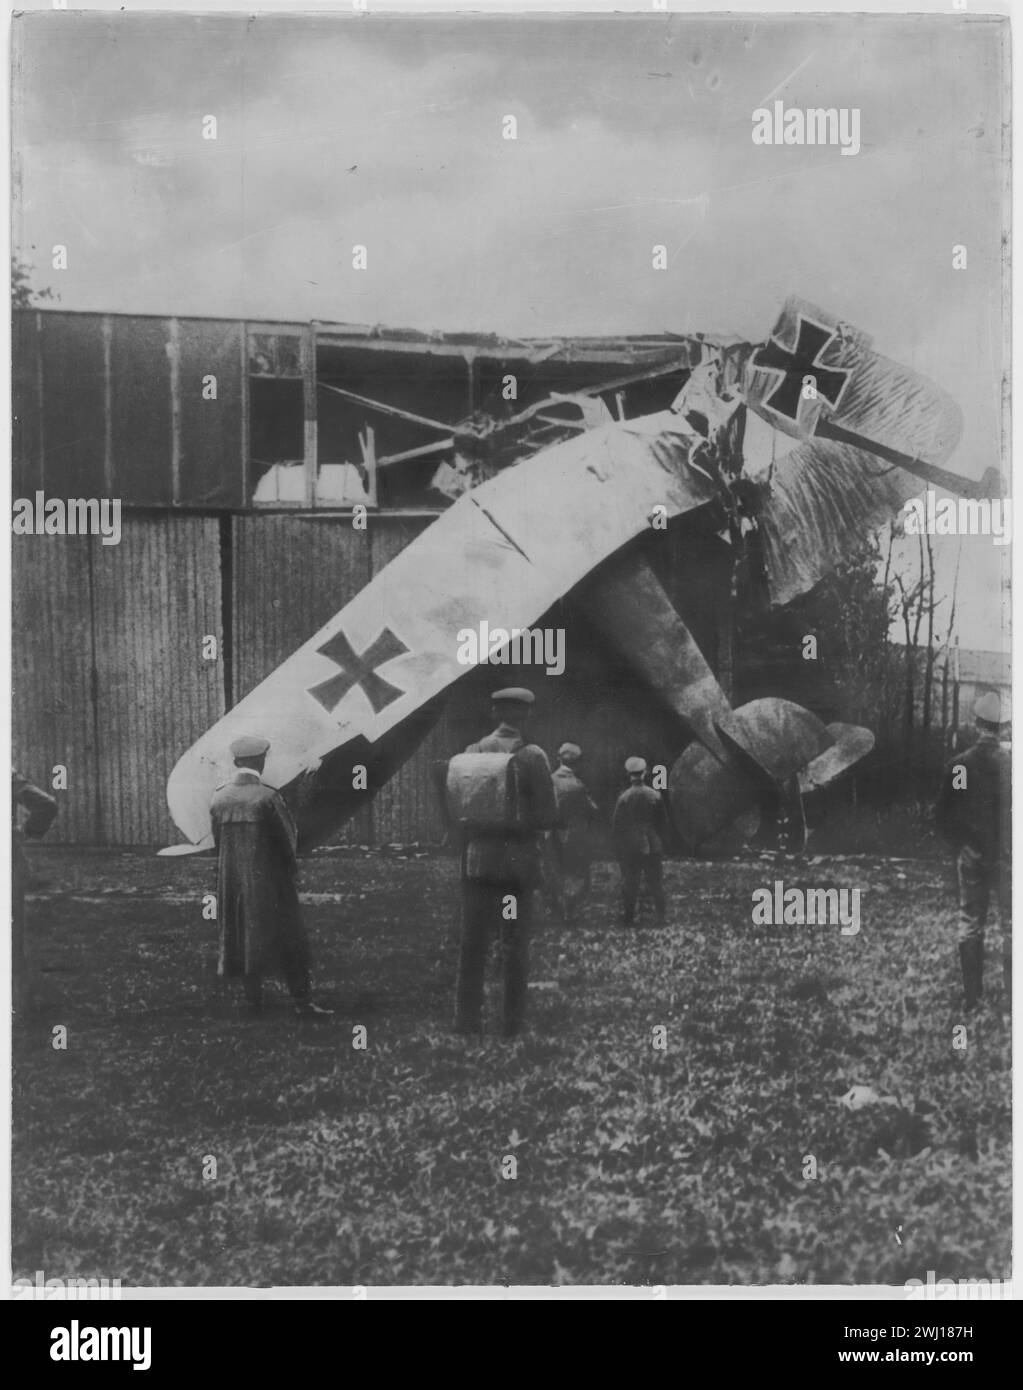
210,771,306,978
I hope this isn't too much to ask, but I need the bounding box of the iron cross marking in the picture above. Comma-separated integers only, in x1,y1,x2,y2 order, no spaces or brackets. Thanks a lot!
750,316,852,424
308,627,409,715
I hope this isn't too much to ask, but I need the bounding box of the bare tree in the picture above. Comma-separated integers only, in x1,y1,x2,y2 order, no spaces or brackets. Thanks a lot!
890,525,949,787
921,528,940,745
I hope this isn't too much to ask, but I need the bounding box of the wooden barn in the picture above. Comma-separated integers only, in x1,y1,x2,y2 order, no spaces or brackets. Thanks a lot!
11,307,825,847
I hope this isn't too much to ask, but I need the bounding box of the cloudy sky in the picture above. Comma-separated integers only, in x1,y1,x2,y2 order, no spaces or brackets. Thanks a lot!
12,9,1009,649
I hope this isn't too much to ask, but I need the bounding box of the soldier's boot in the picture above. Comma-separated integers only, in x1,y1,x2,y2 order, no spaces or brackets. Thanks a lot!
959,940,984,1013
284,962,332,1017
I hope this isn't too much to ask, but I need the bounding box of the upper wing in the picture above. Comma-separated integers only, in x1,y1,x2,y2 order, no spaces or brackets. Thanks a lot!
166,411,717,845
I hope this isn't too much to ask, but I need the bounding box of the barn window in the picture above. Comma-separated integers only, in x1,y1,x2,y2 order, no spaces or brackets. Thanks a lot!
248,328,375,508
314,342,471,510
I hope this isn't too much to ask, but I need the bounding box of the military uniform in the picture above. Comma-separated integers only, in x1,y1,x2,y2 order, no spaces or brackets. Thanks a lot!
210,751,314,1009
455,696,556,1036
11,771,58,1017
549,752,598,923
612,763,669,927
935,697,1011,1010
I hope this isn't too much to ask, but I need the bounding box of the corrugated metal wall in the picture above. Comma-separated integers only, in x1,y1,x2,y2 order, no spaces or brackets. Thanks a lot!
177,318,247,508
12,310,41,497
90,517,224,844
38,312,107,498
12,534,99,841
15,311,248,509
12,517,224,846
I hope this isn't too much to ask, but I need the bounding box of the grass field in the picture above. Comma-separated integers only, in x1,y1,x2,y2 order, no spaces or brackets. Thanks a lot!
12,843,1011,1288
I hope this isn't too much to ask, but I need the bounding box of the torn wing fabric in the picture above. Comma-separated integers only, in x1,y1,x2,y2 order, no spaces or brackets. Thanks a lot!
754,436,924,607
167,412,716,845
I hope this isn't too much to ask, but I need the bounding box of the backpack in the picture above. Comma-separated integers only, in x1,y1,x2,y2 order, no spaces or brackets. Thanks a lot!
444,751,527,834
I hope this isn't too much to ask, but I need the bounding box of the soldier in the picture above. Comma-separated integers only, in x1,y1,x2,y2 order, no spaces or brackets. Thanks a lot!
11,770,58,1018
934,693,1011,1012
549,742,599,924
612,756,669,928
210,735,332,1018
454,687,556,1037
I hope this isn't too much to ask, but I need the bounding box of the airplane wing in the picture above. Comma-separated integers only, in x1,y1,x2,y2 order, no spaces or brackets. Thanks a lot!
166,411,717,845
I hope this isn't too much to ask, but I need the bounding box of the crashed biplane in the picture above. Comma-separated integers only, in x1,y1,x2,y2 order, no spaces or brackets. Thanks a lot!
164,297,978,857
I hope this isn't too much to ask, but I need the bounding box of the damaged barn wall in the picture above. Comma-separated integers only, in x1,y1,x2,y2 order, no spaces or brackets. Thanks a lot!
12,307,734,846
14,308,705,512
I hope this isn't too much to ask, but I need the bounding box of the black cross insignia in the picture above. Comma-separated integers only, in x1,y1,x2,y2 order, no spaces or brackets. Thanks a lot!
750,315,852,424
308,627,409,715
